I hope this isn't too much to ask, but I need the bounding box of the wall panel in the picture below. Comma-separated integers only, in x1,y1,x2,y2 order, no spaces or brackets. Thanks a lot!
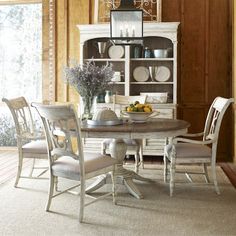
172,0,233,161
180,0,207,104
55,0,90,103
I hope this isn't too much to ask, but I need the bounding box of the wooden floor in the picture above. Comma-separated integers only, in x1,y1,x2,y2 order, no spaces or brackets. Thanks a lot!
1,150,236,188
0,150,32,185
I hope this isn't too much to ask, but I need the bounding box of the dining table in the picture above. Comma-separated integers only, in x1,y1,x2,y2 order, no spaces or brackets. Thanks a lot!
80,118,190,199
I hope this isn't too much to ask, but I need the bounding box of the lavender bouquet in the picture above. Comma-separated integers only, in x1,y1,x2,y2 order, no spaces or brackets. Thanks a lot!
64,61,114,119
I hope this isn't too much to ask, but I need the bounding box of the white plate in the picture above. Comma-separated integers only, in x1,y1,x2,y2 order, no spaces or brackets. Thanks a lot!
108,45,124,59
133,66,149,82
155,66,171,82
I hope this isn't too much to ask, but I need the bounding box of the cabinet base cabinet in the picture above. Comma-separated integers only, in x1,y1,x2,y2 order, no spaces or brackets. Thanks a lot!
82,137,166,156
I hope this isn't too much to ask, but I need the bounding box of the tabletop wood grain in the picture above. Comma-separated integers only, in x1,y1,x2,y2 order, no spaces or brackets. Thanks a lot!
81,118,190,133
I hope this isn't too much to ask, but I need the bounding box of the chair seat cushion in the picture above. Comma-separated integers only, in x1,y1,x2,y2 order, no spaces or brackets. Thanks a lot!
22,140,48,156
166,143,211,160
51,153,117,181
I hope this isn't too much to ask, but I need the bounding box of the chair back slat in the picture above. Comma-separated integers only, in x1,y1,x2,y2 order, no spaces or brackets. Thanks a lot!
204,97,234,142
32,103,85,176
2,97,34,137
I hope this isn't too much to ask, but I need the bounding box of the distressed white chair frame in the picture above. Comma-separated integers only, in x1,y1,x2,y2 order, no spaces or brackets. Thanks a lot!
2,97,48,187
102,94,147,173
164,97,234,196
32,103,117,223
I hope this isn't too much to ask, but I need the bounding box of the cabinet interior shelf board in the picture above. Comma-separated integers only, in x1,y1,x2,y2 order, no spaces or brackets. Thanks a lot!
131,58,174,61
131,82,174,84
85,58,125,62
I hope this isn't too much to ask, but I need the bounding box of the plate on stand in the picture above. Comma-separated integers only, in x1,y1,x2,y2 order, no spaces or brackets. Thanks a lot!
133,66,149,82
108,45,124,59
155,66,171,82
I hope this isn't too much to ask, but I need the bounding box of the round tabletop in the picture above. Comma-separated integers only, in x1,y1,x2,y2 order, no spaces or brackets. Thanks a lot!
81,118,190,138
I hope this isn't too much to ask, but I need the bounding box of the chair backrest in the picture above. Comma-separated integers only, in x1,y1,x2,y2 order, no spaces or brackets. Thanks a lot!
203,97,234,143
112,95,147,116
32,103,84,175
2,97,35,139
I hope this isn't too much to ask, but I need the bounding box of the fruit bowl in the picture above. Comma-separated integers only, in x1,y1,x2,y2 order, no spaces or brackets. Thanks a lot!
122,111,155,123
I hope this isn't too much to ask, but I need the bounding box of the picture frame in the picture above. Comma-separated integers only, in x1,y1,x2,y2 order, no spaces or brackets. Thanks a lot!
94,0,162,23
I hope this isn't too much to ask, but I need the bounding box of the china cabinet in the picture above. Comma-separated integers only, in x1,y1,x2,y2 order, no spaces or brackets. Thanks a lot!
77,22,180,156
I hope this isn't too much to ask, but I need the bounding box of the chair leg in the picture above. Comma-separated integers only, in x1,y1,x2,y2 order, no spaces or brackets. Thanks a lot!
203,163,210,183
46,175,55,211
163,138,169,183
79,179,85,223
139,145,144,169
170,160,176,197
15,153,23,187
111,168,117,205
29,158,36,177
163,153,168,183
169,145,176,197
134,153,139,173
211,163,220,195
55,176,59,192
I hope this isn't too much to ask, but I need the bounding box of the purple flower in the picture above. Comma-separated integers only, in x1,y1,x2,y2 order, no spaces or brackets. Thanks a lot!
64,61,114,97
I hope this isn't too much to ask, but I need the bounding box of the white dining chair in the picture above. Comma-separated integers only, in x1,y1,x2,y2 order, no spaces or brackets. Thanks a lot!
164,97,234,196
101,94,147,173
32,103,118,223
2,97,48,187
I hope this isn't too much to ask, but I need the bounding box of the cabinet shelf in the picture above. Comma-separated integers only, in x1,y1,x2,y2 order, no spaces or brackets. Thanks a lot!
131,58,174,61
84,58,125,62
109,82,125,85
130,82,173,85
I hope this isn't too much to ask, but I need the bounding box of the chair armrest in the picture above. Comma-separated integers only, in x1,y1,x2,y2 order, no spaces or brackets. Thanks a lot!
173,137,215,145
181,132,204,137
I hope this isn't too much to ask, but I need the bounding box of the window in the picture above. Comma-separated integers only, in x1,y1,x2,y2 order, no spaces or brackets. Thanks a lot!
0,2,43,147
0,3,42,102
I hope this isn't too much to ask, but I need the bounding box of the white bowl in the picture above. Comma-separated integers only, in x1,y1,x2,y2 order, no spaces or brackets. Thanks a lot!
122,111,154,123
153,49,168,58
140,92,168,104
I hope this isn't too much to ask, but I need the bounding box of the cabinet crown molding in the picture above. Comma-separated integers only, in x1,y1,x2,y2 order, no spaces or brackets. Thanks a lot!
77,22,180,43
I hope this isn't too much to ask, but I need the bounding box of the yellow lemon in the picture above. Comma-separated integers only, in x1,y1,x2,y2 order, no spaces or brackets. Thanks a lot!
144,107,151,112
127,107,132,112
135,104,144,109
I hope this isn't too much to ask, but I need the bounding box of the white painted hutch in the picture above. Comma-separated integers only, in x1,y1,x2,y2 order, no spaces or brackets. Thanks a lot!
77,22,179,156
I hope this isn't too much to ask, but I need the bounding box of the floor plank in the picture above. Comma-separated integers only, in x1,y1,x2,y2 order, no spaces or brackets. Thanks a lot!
0,150,32,185
1,151,236,189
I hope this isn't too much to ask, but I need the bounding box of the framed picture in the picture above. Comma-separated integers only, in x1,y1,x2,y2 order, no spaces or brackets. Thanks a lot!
94,0,162,23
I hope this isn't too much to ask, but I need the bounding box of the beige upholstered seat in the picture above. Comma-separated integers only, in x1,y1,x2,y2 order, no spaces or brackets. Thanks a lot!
32,103,117,223
2,97,48,187
164,97,234,196
102,95,147,173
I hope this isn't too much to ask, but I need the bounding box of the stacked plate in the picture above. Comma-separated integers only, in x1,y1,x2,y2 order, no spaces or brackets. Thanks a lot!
133,66,149,82
133,66,171,82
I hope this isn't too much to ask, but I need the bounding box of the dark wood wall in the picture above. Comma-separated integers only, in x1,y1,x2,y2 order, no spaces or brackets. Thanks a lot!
162,0,233,161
